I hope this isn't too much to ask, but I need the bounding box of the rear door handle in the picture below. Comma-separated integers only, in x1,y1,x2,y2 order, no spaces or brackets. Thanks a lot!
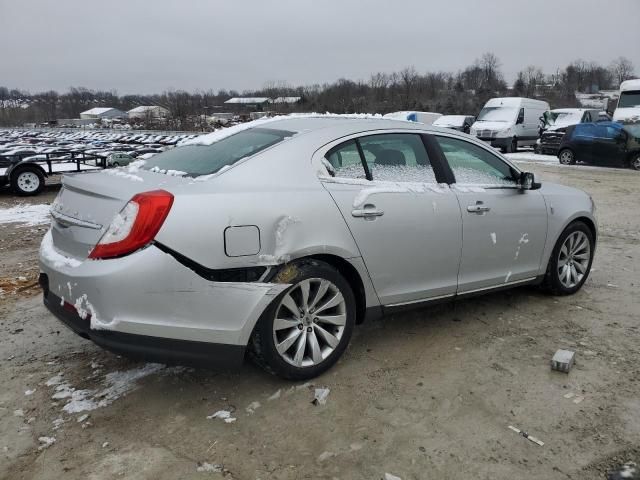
467,203,491,214
352,205,384,219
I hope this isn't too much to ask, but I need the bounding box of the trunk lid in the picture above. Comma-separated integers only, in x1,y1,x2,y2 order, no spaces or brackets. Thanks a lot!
50,170,187,259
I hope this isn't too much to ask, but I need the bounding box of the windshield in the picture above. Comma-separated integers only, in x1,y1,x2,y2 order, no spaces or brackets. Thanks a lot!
546,111,582,127
618,91,640,108
476,107,516,122
141,127,294,177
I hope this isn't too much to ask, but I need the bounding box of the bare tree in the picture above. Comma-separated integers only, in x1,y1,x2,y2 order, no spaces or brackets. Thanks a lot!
609,57,635,87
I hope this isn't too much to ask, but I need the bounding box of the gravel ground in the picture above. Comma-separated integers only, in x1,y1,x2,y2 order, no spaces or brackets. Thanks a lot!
1,161,639,480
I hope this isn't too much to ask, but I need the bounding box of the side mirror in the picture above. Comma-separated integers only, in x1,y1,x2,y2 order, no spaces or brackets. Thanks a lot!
520,172,541,190
516,115,524,125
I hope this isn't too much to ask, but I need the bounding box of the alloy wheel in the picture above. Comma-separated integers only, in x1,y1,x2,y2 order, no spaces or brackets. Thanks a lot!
272,278,346,368
631,156,640,171
557,231,591,289
559,150,574,165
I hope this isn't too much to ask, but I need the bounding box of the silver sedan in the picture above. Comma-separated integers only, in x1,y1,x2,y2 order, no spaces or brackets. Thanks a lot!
39,116,597,379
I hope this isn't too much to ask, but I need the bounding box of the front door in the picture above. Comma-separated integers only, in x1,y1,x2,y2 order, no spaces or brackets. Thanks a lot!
433,135,548,293
571,124,597,163
318,132,463,306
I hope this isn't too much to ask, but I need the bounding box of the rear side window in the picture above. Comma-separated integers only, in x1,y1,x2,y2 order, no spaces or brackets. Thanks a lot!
141,127,294,177
435,136,517,185
358,133,436,183
325,140,367,179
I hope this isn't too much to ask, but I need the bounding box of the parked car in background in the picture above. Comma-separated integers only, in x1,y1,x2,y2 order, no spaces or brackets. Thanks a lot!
557,121,640,170
536,108,600,155
107,152,134,167
470,97,550,153
613,78,640,123
432,115,475,133
383,111,442,125
40,116,597,380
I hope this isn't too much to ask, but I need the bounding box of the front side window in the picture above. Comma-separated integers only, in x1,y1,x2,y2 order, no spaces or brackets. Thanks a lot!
435,136,517,186
358,133,436,183
141,127,294,177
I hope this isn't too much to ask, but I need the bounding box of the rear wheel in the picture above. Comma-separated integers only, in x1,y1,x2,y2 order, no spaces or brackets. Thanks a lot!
249,259,356,380
629,153,640,171
542,221,594,295
559,148,575,165
11,167,45,196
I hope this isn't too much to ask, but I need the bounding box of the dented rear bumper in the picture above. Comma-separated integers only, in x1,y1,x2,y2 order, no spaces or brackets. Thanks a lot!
39,231,289,356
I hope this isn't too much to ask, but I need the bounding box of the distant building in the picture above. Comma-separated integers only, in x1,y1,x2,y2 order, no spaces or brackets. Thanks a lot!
79,107,126,120
272,96,301,104
224,97,271,106
127,105,169,119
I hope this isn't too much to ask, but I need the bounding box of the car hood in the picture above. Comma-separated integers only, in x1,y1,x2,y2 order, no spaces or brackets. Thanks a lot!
471,121,509,131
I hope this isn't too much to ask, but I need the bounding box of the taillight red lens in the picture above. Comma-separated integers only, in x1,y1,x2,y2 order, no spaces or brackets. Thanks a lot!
89,190,174,259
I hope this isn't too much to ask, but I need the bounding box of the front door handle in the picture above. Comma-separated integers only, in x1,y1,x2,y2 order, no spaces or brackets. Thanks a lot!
352,204,384,219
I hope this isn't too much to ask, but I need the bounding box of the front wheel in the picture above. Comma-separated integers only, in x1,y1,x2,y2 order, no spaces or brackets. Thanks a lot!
249,259,356,380
11,168,45,196
542,221,594,295
559,148,576,165
629,153,640,171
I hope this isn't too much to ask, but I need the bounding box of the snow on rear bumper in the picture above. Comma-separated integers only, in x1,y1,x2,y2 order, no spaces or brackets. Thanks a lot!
39,234,289,347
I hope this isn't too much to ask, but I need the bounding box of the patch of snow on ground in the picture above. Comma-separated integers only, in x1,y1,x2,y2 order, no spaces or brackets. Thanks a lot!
45,363,166,414
0,204,51,226
38,437,56,450
490,232,497,245
207,410,236,423
196,462,223,473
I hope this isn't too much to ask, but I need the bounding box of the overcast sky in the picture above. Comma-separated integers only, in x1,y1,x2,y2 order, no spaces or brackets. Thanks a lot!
1,0,638,94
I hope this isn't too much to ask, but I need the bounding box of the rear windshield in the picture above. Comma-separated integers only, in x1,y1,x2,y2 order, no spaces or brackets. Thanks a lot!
141,127,295,176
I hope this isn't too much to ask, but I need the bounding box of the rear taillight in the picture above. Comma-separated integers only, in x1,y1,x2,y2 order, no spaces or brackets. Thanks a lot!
89,190,174,259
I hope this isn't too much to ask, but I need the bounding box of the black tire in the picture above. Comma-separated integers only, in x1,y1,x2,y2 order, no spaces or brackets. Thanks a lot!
112,162,120,167
503,137,517,153
249,259,356,380
542,221,595,296
10,167,45,196
533,144,541,154
558,148,576,165
628,153,640,171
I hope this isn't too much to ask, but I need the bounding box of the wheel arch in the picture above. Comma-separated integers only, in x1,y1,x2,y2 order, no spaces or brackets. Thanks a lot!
10,163,48,179
304,254,368,324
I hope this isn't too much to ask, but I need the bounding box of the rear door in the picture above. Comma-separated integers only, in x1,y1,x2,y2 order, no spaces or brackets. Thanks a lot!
592,124,626,166
433,135,548,293
318,132,462,306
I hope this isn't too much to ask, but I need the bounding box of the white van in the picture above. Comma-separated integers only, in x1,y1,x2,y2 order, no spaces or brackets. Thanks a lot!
613,79,640,122
383,111,442,125
470,97,550,152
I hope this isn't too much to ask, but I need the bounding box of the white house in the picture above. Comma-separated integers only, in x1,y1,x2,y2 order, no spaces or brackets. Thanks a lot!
79,107,126,120
127,105,170,119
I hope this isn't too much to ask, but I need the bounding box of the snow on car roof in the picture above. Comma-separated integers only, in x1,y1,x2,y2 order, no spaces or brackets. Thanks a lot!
178,113,424,147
